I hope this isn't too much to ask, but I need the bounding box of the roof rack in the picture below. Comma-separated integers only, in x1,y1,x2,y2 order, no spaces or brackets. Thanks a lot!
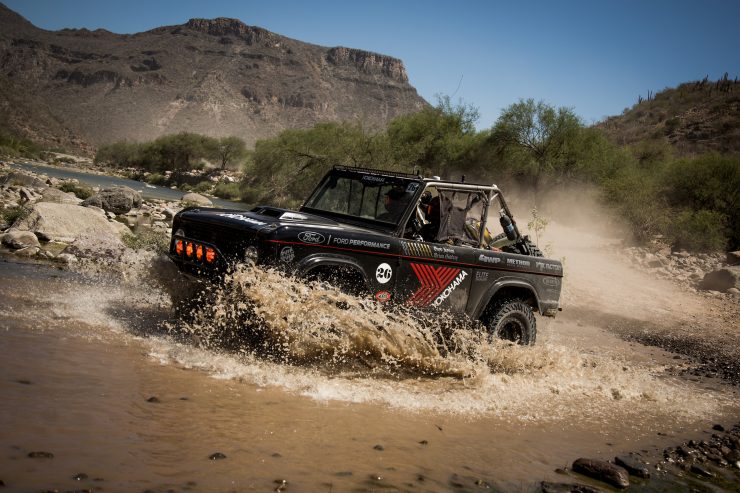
332,165,422,179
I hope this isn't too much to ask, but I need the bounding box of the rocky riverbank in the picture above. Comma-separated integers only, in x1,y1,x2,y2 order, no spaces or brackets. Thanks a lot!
0,162,217,263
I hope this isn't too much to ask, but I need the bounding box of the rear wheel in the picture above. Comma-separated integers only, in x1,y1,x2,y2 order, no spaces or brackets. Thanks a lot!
482,299,537,345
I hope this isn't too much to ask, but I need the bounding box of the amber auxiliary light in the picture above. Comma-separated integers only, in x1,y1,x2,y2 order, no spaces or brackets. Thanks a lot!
174,237,217,264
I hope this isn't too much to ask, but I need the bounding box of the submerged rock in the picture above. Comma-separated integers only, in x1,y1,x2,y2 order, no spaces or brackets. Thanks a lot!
572,458,629,489
614,454,650,478
208,452,227,460
540,481,603,493
27,451,54,459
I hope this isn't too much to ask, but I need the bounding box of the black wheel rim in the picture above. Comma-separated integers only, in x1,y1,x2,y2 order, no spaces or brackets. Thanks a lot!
497,317,525,343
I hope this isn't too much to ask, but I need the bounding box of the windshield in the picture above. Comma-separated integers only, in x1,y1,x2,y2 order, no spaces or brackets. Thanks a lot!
303,172,420,225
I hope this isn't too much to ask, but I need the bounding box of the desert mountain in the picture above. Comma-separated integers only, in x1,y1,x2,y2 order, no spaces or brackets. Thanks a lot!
0,3,427,153
598,76,740,156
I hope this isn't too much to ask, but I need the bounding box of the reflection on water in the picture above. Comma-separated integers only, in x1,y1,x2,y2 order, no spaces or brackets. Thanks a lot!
0,258,738,492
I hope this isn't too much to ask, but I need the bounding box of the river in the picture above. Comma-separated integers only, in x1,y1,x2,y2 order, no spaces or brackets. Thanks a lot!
1,239,738,491
8,161,248,209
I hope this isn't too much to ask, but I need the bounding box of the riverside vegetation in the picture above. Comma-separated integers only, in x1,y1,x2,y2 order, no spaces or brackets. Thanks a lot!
91,83,739,254
3,78,739,253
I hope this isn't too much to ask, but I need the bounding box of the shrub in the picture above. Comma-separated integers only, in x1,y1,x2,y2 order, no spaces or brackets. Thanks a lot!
669,209,728,251
145,173,167,186
58,182,94,200
122,228,170,254
192,180,213,193
0,205,30,226
213,182,241,200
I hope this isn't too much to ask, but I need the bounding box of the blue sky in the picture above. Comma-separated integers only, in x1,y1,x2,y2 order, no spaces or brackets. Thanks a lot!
5,0,740,129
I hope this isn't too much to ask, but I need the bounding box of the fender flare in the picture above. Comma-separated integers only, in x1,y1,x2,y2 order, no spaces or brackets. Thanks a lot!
296,253,371,289
472,278,542,320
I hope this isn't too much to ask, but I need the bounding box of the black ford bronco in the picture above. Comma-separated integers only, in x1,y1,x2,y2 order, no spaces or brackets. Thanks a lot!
169,166,562,344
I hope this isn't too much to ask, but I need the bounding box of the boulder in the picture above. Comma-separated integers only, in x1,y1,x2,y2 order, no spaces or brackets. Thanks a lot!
1,171,48,189
40,187,81,205
614,455,650,479
699,266,740,292
1,230,40,249
572,458,629,489
727,251,740,266
82,186,142,214
181,192,212,207
9,202,123,244
14,245,39,257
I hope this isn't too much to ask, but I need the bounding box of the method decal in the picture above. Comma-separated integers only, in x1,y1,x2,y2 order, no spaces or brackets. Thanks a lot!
376,263,393,284
297,231,325,244
406,263,468,307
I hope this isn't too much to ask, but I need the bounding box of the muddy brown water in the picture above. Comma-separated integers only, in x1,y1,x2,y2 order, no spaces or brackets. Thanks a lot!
1,229,739,492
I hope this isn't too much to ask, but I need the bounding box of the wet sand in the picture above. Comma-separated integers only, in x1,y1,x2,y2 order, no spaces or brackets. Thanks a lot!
1,258,739,492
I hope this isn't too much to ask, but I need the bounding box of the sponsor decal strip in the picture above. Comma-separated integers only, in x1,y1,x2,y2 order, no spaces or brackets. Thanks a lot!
265,240,563,277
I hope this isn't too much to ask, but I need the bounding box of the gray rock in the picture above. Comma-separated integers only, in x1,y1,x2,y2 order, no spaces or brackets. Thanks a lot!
572,458,629,489
2,171,48,189
1,230,40,249
163,208,176,219
181,192,212,207
614,455,650,478
40,188,81,205
82,186,142,214
699,266,740,292
690,464,714,477
57,253,78,263
727,251,740,265
10,202,124,244
14,245,39,257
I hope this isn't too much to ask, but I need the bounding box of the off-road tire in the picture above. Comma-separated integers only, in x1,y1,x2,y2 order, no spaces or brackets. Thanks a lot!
483,299,537,345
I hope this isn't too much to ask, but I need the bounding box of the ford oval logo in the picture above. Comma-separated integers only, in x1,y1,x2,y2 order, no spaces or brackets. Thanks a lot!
298,231,325,244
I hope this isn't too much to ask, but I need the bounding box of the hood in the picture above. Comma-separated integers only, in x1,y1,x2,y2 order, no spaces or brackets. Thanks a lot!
176,205,379,235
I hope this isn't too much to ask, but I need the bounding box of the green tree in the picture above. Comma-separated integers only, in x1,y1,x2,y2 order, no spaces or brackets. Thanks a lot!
250,123,389,206
489,99,582,203
213,136,247,170
386,95,480,177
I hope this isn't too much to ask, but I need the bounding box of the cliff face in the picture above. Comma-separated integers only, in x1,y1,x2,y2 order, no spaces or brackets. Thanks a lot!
0,4,427,152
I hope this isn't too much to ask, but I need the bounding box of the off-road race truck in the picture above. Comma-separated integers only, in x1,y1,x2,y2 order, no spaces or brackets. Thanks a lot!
169,166,563,344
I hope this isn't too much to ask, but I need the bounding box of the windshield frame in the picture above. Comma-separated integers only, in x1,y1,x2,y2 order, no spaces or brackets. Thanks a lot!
300,169,424,235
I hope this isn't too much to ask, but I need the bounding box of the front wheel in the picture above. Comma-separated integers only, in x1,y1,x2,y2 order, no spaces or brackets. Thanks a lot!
482,299,537,345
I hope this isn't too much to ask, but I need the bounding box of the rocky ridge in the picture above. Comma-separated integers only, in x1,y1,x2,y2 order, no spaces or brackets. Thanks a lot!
0,3,427,152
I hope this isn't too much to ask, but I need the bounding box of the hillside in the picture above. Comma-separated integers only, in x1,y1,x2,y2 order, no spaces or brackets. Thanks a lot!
598,76,740,155
0,3,427,153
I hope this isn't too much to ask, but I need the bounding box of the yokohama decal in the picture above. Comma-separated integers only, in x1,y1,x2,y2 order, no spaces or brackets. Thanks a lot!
406,263,467,307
